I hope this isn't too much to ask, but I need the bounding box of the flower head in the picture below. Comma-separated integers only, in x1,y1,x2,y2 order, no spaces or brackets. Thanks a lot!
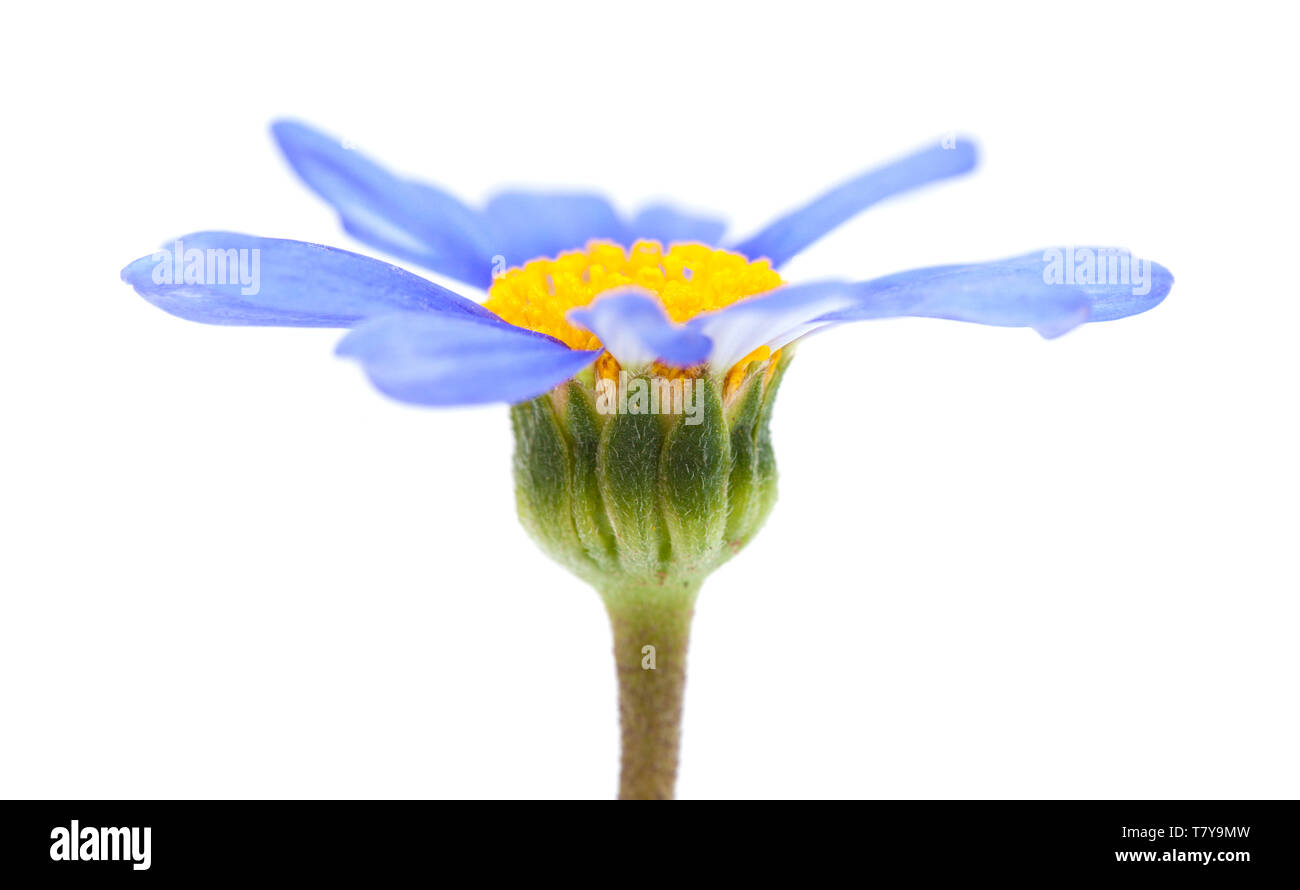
122,122,1171,409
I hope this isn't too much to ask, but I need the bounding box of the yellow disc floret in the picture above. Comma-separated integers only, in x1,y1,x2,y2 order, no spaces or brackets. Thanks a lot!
484,240,783,352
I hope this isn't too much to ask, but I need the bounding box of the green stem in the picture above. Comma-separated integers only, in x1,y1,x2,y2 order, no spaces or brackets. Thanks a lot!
601,583,700,800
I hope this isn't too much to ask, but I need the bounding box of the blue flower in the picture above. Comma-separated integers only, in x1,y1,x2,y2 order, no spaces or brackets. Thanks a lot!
118,122,1177,801
121,121,1172,406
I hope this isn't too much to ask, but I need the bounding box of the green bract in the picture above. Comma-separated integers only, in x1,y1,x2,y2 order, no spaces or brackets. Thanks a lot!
510,352,792,593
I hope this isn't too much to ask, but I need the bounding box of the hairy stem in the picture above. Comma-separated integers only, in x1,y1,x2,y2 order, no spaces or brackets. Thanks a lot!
602,584,700,800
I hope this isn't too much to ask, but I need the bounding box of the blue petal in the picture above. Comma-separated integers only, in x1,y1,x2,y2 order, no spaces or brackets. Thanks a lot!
122,232,499,327
731,137,979,267
685,282,859,371
992,248,1174,322
484,191,632,267
816,249,1173,338
567,289,713,368
272,120,497,288
631,204,727,246
337,312,599,406
820,266,1090,338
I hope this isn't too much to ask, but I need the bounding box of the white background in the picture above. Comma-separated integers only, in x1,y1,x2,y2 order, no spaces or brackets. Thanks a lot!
2,1,1296,799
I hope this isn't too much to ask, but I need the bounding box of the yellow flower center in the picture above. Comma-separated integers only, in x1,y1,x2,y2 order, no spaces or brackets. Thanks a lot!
484,240,783,352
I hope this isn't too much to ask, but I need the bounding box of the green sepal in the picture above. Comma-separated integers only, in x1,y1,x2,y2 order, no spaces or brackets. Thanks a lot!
658,377,729,574
560,381,619,575
597,377,669,578
722,367,766,552
510,396,587,576
751,351,794,540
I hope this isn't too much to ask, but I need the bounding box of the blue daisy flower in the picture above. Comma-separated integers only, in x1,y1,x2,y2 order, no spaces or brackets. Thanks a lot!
122,121,1171,408
120,122,1173,800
